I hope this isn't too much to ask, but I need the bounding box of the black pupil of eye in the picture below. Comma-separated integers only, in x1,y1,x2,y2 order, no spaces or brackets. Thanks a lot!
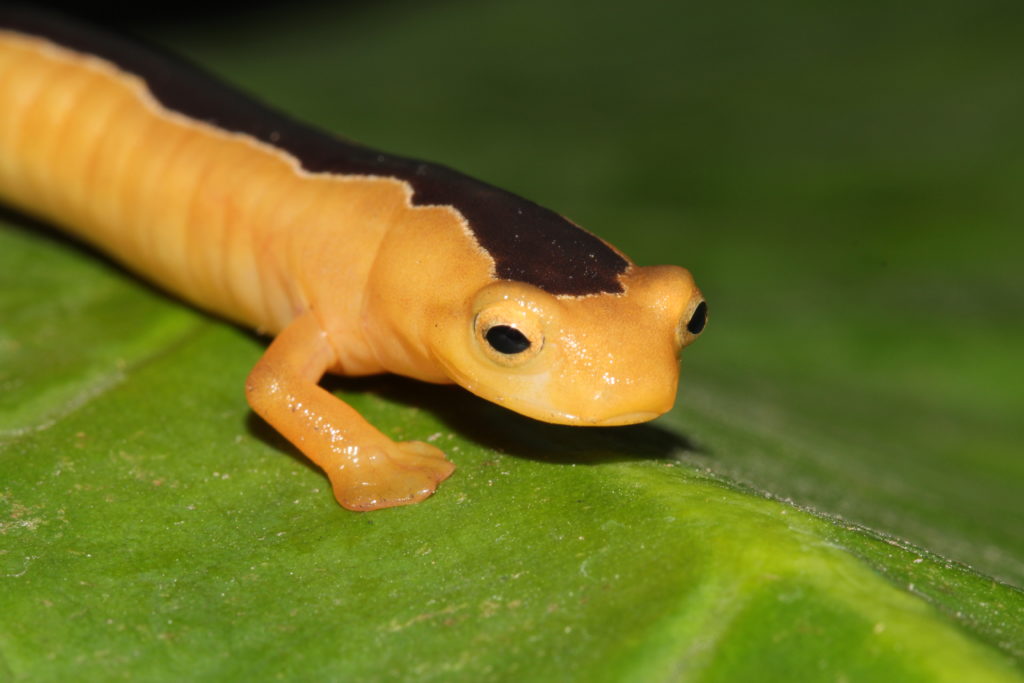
485,325,531,354
686,301,708,335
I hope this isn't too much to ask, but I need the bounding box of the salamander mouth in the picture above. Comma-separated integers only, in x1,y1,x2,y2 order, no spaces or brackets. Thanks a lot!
587,411,661,426
529,408,662,427
434,355,666,427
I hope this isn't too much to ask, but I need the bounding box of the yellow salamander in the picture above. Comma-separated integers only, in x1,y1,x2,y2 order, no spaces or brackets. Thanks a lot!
0,7,707,510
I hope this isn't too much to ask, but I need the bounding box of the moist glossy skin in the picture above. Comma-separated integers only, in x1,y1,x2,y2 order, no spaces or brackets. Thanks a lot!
0,10,707,510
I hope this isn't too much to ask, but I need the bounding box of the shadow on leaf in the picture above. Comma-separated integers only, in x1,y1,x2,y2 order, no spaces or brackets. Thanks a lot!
318,374,706,466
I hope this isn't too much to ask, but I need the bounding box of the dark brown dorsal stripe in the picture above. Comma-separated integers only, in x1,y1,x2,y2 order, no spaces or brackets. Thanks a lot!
0,7,629,296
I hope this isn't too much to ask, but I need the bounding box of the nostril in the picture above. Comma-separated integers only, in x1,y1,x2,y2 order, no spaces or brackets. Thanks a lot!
686,301,708,335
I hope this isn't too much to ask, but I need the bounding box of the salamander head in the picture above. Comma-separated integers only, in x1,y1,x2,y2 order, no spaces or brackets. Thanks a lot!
429,264,706,426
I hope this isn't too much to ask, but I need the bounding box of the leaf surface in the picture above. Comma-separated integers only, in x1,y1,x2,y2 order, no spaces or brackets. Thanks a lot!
2,1,1022,680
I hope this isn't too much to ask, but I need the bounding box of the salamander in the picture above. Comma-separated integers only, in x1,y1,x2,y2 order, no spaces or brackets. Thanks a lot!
0,7,707,511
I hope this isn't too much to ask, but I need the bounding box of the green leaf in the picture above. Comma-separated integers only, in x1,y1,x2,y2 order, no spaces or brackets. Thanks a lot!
2,1,1022,680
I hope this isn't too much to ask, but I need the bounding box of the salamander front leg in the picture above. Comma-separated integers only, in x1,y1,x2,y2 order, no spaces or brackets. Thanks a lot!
245,312,455,511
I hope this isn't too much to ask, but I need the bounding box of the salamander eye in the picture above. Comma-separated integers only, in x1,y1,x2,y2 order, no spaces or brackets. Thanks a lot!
677,299,708,348
485,325,532,354
687,301,708,335
474,306,545,368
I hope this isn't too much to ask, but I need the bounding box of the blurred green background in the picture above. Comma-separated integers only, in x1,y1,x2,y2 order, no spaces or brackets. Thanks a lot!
2,0,1022,678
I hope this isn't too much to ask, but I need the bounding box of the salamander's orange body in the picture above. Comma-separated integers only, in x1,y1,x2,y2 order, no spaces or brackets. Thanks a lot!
0,8,707,510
